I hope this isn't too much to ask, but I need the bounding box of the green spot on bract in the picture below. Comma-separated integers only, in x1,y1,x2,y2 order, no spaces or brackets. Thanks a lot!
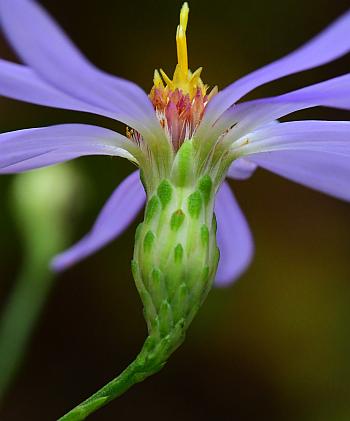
145,196,160,223
188,191,202,219
150,267,167,308
200,224,209,246
134,223,143,242
143,230,155,252
172,283,190,322
159,300,173,336
173,140,193,187
170,209,185,231
157,179,173,208
198,175,212,204
152,267,162,284
174,243,184,263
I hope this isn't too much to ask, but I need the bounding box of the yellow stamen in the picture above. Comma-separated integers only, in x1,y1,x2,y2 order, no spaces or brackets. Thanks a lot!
207,86,219,101
160,69,174,89
189,67,202,86
151,2,217,101
153,70,164,88
176,31,187,78
180,2,189,31
176,3,189,80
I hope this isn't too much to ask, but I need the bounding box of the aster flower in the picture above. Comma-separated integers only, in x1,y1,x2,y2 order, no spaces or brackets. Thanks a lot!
0,0,349,419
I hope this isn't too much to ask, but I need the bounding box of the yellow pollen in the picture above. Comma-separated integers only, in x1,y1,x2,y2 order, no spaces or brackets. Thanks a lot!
152,2,215,100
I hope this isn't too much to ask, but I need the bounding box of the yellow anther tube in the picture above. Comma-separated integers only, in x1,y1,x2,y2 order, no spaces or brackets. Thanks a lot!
180,2,189,31
176,2,189,79
152,2,214,100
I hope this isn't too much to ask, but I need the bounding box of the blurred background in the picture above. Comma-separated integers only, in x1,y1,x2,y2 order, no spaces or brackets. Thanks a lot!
0,0,350,419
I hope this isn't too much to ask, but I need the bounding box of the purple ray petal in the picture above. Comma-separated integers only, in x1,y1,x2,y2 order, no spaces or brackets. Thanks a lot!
227,158,258,180
0,124,136,173
240,120,350,201
0,59,107,114
251,150,350,202
215,181,254,286
219,73,350,142
0,0,162,137
52,171,146,272
236,120,350,156
199,9,350,129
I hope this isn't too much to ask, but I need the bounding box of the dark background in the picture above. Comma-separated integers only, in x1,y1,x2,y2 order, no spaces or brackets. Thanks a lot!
1,0,350,419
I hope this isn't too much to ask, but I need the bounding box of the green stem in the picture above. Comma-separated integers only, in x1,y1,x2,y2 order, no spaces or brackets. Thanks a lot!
58,325,185,421
0,259,54,401
58,347,154,421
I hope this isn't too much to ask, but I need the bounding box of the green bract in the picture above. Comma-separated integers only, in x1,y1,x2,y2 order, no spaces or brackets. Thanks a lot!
133,138,224,361
133,141,220,353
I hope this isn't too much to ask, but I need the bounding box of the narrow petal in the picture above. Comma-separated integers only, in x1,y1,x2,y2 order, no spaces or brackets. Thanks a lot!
215,181,254,286
251,150,350,201
219,73,350,143
0,124,136,173
52,171,146,271
0,59,106,114
234,120,350,156
0,0,162,137
238,121,350,201
200,9,350,128
227,158,257,180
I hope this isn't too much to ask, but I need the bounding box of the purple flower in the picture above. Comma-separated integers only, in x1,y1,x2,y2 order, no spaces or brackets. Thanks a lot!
0,0,349,286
